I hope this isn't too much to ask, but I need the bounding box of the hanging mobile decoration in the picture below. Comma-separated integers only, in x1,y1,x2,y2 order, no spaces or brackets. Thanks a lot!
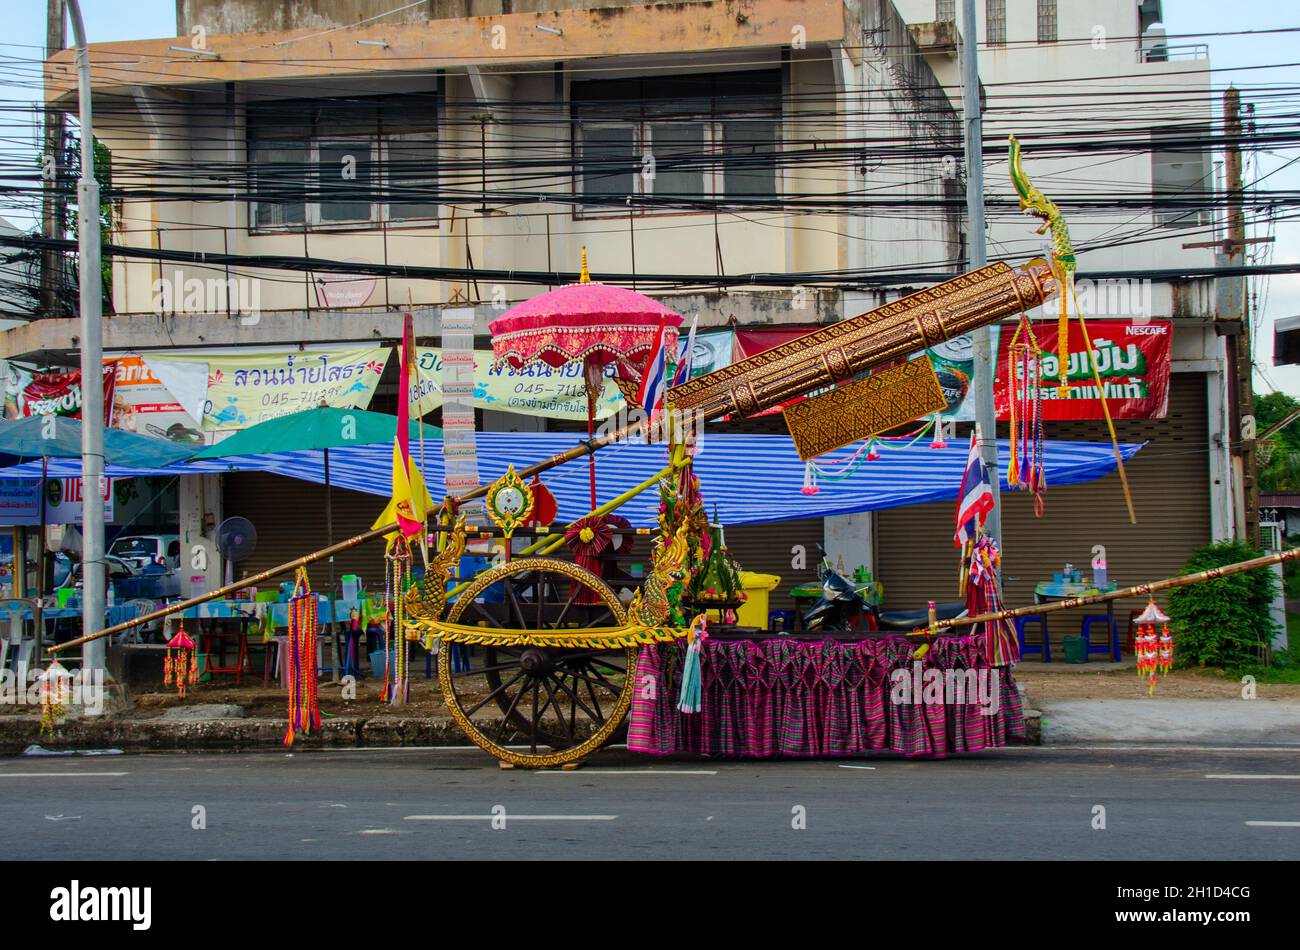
384,536,414,705
284,567,321,745
798,417,936,495
37,658,73,735
1006,314,1048,515
1133,600,1172,695
163,624,199,699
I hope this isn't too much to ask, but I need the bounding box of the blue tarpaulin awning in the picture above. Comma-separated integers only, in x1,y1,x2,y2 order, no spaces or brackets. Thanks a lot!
0,433,1143,529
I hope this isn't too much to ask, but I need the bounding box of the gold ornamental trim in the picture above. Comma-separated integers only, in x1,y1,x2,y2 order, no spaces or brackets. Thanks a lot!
415,618,684,648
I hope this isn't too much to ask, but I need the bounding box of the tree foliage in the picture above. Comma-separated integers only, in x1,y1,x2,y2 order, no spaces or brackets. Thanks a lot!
1257,391,1300,492
1166,539,1277,669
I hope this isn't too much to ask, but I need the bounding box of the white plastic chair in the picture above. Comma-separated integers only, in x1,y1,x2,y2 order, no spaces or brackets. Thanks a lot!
0,598,40,673
116,599,161,645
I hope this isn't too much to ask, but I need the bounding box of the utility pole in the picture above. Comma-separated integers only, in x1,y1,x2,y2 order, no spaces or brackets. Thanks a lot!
65,0,106,678
961,0,1001,544
1221,86,1259,548
40,0,65,316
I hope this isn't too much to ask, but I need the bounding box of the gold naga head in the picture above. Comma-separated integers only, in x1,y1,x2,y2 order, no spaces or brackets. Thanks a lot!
1008,133,1059,232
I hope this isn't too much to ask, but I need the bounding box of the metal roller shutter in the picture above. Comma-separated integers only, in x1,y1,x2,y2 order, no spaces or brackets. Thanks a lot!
875,373,1212,653
721,518,825,612
222,472,390,593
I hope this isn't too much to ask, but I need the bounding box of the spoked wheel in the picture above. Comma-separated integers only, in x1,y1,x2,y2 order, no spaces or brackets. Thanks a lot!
438,556,636,769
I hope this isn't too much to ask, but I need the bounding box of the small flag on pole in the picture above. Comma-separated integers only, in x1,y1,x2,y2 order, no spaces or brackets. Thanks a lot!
954,427,995,547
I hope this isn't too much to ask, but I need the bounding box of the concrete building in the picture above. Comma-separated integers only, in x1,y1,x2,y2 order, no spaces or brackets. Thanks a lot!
14,0,1241,640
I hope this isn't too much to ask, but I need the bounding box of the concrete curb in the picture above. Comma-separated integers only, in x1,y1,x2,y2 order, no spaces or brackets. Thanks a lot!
0,715,471,754
2,709,1045,754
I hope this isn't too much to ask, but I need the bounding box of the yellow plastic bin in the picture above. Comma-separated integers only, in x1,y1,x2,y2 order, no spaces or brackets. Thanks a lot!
735,572,781,629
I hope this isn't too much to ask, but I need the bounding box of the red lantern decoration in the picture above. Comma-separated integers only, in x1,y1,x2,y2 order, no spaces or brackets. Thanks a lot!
164,625,198,698
1133,600,1171,694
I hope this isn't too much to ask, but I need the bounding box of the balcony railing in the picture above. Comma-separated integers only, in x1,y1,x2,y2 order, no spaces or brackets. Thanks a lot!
1138,42,1209,63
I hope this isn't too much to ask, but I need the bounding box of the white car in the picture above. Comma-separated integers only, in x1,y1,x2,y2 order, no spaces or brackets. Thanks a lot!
108,534,181,572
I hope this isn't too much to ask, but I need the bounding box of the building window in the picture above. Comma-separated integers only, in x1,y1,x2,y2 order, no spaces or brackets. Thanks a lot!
248,94,438,231
1037,0,1058,43
1152,126,1213,229
986,0,1006,47
936,0,955,21
572,70,782,213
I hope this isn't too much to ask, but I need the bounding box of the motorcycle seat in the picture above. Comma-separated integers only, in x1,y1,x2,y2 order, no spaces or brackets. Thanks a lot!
875,601,967,632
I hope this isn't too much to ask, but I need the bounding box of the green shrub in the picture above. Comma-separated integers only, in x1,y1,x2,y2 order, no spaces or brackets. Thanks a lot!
1166,540,1278,669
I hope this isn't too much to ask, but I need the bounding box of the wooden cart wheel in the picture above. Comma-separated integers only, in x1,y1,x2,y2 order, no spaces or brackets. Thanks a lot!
438,557,636,769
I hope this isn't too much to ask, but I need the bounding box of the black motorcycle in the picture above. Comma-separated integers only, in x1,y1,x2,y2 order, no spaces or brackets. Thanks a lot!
801,559,965,634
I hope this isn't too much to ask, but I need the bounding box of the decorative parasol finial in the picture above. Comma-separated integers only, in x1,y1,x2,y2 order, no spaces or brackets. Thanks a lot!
579,245,590,284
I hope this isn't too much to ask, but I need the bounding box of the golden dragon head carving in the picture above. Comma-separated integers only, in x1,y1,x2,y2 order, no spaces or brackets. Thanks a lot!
403,519,467,622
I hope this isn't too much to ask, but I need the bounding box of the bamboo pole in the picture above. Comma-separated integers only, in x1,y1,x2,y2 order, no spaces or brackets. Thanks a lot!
919,545,1300,636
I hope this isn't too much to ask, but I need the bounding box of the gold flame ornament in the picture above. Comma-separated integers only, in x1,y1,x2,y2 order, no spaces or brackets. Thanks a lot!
485,465,534,539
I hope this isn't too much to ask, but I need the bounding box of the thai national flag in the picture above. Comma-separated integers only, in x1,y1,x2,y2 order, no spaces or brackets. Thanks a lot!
954,428,995,547
673,314,699,386
637,319,677,422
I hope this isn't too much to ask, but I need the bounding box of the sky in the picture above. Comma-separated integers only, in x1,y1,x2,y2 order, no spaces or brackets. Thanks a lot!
3,0,1298,396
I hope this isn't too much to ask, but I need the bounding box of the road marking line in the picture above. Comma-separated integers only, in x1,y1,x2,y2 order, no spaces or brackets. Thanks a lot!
837,765,877,770
0,772,128,778
403,814,617,821
1206,774,1300,780
1245,821,1300,828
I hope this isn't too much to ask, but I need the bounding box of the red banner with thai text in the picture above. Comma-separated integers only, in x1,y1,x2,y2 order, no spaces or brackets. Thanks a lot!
19,365,117,425
994,319,1171,420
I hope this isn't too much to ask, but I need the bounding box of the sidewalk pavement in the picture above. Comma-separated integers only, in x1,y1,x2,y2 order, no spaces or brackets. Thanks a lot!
1039,698,1300,745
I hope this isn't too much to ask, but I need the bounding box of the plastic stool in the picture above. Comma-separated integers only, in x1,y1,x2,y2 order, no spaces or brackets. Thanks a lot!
425,642,471,677
1016,614,1052,662
1080,614,1122,662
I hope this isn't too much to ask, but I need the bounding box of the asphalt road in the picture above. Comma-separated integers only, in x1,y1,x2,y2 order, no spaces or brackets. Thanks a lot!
1,745,1298,860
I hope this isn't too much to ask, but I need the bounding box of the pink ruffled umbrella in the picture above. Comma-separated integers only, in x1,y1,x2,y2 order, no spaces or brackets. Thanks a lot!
490,248,683,508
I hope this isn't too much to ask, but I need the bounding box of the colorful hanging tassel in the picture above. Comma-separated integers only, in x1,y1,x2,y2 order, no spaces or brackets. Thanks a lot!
163,625,198,698
801,462,818,495
929,412,947,449
1005,315,1048,515
384,539,413,706
676,620,706,714
284,568,321,744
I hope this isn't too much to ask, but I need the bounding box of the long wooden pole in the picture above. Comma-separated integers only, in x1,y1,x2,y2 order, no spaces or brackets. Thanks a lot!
921,545,1300,635
48,418,648,654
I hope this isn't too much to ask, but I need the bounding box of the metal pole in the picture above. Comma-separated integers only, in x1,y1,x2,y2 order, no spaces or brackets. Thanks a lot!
961,0,1001,545
65,0,105,676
